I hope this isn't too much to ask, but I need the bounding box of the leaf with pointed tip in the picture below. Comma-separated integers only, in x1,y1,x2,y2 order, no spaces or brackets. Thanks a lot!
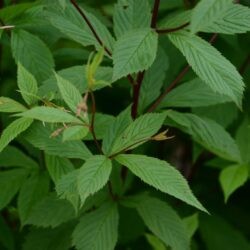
168,32,245,108
191,0,250,34
108,113,166,156
11,29,54,81
0,117,33,153
115,154,206,212
0,97,27,113
77,155,112,205
113,28,158,81
165,110,241,162
72,202,119,250
55,73,83,115
17,63,38,105
136,197,189,250
19,106,82,124
219,164,248,202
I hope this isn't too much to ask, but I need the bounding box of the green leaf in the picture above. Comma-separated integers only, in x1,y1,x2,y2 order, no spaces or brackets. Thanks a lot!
236,118,250,164
108,113,166,156
55,73,83,115
0,146,38,169
23,222,74,250
0,97,27,113
102,107,132,154
46,2,114,53
17,172,50,226
23,122,92,160
159,78,231,108
165,110,241,162
56,169,80,212
77,155,112,205
113,0,151,38
168,32,245,108
115,154,206,212
72,202,119,250
145,234,166,250
19,106,82,124
200,215,250,250
138,46,169,113
45,155,74,184
191,0,250,34
0,117,33,153
11,29,54,81
17,63,38,105
113,28,158,81
63,125,89,141
183,213,199,239
0,169,28,210
136,196,189,250
219,164,248,202
25,193,75,228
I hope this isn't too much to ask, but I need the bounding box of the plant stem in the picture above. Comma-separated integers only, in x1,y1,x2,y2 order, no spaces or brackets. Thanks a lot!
151,0,161,28
156,22,190,34
131,71,145,119
89,91,103,154
148,33,219,112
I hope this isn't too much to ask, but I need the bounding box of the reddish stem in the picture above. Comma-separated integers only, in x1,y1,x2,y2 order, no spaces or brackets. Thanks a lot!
156,22,190,34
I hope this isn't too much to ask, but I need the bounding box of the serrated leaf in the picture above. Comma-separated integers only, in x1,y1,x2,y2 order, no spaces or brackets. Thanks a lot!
160,78,231,108
17,63,38,105
63,125,89,141
23,122,92,160
102,107,132,155
19,106,82,124
191,0,250,34
138,46,169,113
0,146,38,169
0,117,33,153
108,113,166,156
25,193,75,228
23,222,74,250
113,0,151,38
77,155,112,205
46,2,114,54
11,29,54,81
136,197,189,250
219,164,248,202
45,155,74,184
168,32,245,108
18,172,50,226
72,202,119,250
165,110,241,162
115,154,206,212
56,169,80,212
113,29,158,81
0,169,28,210
0,97,27,113
55,73,83,114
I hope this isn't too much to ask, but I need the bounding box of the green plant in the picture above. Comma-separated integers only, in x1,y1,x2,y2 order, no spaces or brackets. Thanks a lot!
0,0,250,249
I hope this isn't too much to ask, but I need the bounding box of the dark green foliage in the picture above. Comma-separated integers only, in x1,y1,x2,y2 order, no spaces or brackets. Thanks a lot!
0,0,250,249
